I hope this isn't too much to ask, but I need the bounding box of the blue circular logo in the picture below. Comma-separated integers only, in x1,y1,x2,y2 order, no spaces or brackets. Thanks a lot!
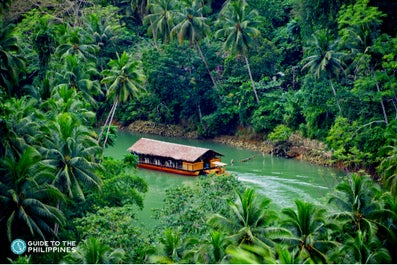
10,239,27,255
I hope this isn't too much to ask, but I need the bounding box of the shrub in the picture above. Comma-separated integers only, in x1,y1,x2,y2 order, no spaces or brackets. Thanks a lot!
268,124,292,142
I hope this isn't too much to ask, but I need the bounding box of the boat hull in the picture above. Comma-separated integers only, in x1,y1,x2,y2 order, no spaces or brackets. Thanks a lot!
138,163,200,176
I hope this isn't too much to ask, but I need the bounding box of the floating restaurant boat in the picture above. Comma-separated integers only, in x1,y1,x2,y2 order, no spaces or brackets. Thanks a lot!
128,138,227,176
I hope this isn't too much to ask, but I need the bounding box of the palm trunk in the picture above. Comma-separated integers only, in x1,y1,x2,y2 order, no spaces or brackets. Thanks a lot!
97,99,117,144
197,103,206,131
329,79,342,113
292,66,297,90
244,56,259,103
375,80,389,125
103,99,118,149
195,40,218,90
393,95,397,120
149,18,158,48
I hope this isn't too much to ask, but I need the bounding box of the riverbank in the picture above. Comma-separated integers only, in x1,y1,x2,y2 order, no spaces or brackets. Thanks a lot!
122,120,334,167
213,134,333,167
124,120,198,138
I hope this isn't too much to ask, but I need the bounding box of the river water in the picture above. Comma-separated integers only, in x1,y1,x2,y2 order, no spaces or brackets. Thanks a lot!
104,131,345,227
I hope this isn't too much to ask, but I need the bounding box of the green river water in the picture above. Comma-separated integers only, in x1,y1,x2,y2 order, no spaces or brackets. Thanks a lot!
104,131,346,228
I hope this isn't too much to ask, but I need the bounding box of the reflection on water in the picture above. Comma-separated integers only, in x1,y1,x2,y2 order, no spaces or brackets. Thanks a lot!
104,131,346,227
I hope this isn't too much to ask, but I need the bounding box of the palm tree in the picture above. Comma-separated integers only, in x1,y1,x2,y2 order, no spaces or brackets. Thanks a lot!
62,237,125,264
150,228,184,263
118,0,148,24
379,191,397,263
32,14,57,79
302,29,345,113
207,188,282,249
0,22,25,97
328,174,385,237
43,112,103,201
144,0,177,46
0,147,65,241
83,11,121,70
281,200,338,263
41,85,96,125
0,97,42,159
379,137,397,196
220,0,247,11
215,0,261,103
187,230,230,264
171,0,218,89
51,54,102,107
43,112,102,234
99,51,144,148
329,174,397,263
274,244,304,264
55,26,98,62
330,231,391,264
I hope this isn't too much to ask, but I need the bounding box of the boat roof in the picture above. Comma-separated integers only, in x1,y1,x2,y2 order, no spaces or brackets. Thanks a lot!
128,138,223,162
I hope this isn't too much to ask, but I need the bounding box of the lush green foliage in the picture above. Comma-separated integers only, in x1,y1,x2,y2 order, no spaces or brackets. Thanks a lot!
150,174,396,264
1,0,397,263
154,174,241,235
268,124,292,142
62,237,125,264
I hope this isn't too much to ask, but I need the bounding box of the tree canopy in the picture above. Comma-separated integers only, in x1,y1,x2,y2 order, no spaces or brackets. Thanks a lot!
1,0,396,263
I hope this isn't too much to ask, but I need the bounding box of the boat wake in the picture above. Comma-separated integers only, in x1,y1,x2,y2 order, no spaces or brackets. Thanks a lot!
230,171,331,209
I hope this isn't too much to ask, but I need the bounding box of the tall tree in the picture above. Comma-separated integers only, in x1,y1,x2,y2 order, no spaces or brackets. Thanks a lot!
330,231,391,263
0,147,65,241
0,97,42,159
51,54,102,108
82,6,124,70
117,0,149,25
171,0,218,90
144,0,177,46
281,200,337,263
328,174,390,237
55,26,97,62
99,51,144,148
337,0,384,56
379,136,397,196
291,0,342,38
187,230,230,264
302,29,345,113
42,85,96,125
338,0,389,124
215,0,261,103
150,228,184,263
207,188,281,248
0,22,25,97
32,13,57,79
43,112,102,201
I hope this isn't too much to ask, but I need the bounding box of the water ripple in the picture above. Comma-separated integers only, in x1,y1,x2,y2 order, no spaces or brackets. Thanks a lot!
231,172,331,209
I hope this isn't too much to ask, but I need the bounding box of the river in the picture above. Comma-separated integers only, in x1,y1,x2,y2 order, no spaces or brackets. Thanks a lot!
104,131,345,227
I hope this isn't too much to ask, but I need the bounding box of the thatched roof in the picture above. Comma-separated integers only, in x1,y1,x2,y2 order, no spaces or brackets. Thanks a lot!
128,138,222,162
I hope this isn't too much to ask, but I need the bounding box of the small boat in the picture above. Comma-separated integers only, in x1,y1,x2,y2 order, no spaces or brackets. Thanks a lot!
128,138,227,176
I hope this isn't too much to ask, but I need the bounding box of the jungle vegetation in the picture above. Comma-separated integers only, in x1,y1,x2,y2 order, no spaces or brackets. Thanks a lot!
1,0,397,263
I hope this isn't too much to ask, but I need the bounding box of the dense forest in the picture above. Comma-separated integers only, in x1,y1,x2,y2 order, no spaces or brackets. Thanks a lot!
1,0,397,263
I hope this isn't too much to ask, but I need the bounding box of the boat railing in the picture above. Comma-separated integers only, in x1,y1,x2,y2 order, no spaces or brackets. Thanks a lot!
139,158,183,169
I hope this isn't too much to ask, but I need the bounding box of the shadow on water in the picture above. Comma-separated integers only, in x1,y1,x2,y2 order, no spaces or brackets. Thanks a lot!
104,131,346,228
